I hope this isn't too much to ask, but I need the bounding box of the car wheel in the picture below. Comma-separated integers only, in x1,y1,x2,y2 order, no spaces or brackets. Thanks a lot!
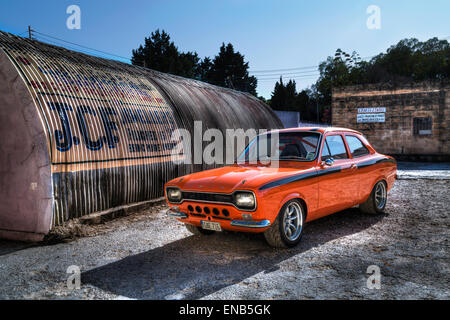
360,180,387,215
264,199,305,248
185,223,215,235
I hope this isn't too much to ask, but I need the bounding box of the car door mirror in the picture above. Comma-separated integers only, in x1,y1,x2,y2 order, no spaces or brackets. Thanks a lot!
321,158,335,167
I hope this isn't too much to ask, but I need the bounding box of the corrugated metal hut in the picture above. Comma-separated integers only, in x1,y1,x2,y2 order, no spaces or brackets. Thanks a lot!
0,31,282,241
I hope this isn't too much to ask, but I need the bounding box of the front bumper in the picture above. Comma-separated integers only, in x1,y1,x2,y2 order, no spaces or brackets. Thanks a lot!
167,209,188,219
230,220,271,228
166,209,271,231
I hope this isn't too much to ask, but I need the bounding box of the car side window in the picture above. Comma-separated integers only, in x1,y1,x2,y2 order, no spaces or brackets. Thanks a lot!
321,141,332,160
323,135,348,159
345,135,370,158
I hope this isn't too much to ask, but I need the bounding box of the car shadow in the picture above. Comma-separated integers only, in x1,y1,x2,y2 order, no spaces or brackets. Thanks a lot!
82,208,386,300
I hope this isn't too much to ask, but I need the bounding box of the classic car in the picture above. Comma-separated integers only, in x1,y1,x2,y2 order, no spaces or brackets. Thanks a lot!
165,127,397,248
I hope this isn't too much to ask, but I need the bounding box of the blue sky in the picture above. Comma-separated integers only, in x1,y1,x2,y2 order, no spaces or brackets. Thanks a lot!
0,0,449,98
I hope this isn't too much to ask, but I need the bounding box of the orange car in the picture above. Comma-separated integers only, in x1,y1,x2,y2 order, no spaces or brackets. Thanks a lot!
165,127,397,248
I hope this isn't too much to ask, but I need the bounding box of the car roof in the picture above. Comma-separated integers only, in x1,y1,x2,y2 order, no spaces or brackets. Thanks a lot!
267,127,362,135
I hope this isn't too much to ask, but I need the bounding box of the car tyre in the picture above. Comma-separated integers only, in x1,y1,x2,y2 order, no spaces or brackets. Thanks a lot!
264,199,305,248
185,223,215,235
360,180,387,215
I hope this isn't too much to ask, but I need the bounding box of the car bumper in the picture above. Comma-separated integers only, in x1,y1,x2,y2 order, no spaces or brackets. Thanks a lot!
166,209,271,231
167,209,188,219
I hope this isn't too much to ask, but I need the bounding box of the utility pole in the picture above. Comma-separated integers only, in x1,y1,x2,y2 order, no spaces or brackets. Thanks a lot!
315,92,319,123
28,26,34,40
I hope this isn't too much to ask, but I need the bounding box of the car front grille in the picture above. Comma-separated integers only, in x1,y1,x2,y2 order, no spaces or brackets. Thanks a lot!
182,191,233,204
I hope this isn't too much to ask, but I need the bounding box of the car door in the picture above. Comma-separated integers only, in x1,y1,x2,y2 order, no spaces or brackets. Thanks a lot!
316,134,357,218
344,134,372,203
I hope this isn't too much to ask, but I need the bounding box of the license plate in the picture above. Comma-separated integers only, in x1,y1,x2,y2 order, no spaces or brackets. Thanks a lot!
201,221,222,232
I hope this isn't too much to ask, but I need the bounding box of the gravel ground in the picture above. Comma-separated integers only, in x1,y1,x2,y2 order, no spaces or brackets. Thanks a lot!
0,177,448,300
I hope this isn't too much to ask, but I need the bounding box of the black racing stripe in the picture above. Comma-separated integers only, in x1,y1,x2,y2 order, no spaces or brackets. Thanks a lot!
357,157,396,169
259,157,395,191
356,159,377,169
316,167,342,178
259,167,342,191
376,158,397,165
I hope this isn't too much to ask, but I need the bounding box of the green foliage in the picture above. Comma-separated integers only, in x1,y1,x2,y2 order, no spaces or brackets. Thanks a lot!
131,30,201,79
271,37,450,123
132,31,257,95
270,77,297,110
316,37,449,105
203,43,257,95
269,77,319,121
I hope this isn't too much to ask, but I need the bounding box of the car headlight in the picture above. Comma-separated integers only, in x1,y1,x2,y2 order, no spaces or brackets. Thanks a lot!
234,192,256,209
166,187,182,203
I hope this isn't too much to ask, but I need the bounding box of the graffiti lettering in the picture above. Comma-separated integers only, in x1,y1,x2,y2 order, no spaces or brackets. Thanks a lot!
47,102,177,154
76,105,104,151
48,102,73,152
99,107,119,149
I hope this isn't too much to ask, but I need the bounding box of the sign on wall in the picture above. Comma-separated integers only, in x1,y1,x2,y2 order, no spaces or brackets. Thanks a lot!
357,113,385,123
357,107,386,123
357,107,386,114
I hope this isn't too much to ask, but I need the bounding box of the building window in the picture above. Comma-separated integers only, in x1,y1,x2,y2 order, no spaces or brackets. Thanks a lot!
413,117,432,136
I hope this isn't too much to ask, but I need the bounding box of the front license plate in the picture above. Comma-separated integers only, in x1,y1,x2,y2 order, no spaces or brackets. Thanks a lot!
201,221,222,232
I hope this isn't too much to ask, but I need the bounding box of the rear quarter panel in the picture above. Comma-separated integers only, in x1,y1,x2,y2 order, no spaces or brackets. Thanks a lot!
357,156,397,204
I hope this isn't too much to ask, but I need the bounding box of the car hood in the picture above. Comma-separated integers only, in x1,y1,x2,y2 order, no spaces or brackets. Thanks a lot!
170,163,316,193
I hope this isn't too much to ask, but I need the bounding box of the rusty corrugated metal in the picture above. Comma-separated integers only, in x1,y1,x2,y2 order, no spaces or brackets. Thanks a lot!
0,31,282,240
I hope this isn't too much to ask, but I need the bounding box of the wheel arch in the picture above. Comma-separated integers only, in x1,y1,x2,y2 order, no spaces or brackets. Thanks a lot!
278,193,308,221
362,177,388,204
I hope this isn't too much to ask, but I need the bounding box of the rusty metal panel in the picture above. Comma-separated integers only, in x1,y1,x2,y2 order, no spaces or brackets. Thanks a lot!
0,31,281,239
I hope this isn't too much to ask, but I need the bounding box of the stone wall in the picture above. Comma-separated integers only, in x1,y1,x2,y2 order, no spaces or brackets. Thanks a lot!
332,81,449,158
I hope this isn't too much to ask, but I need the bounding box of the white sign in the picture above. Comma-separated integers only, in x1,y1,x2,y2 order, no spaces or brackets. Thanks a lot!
358,107,386,113
357,113,385,123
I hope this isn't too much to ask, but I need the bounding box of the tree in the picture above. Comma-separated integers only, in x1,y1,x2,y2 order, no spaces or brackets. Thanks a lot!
284,79,297,110
131,29,201,79
270,77,286,110
315,49,367,107
301,37,449,123
205,43,258,95
132,32,258,95
198,57,213,82
296,89,314,121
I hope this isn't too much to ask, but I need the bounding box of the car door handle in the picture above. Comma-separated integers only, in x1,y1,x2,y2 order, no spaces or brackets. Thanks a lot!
343,164,357,171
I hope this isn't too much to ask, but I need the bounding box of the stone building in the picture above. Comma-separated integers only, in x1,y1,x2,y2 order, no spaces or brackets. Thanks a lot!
332,81,449,160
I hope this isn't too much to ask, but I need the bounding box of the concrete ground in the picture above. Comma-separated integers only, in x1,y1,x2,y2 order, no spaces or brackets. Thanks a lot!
0,163,449,300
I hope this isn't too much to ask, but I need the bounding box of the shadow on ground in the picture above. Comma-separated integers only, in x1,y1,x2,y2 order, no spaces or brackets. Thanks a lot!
82,208,386,299
0,240,38,256
397,162,450,171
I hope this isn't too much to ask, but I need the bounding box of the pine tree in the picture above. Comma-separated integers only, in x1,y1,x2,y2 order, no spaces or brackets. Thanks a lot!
131,29,201,79
205,43,258,95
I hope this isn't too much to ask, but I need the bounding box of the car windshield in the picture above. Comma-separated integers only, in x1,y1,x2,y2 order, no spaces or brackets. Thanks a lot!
237,131,321,162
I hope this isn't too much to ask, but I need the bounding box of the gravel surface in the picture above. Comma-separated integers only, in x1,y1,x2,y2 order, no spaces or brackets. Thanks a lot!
0,178,448,300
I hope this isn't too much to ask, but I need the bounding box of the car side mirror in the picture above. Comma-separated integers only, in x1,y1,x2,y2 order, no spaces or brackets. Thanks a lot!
321,158,335,167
